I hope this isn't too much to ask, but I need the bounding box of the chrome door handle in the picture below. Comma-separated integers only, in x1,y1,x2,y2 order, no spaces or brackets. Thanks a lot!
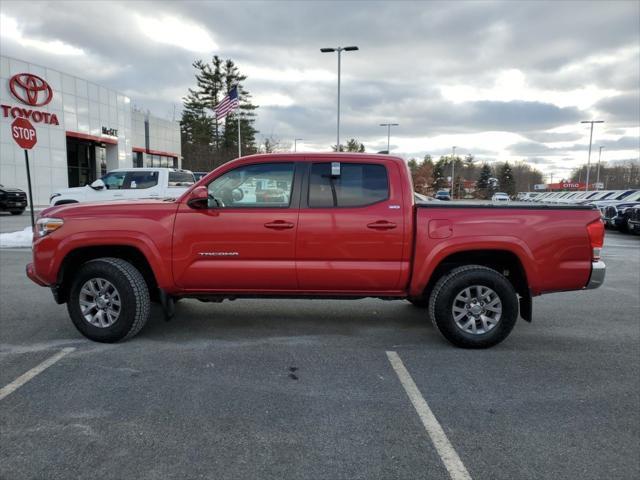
264,221,295,230
367,221,397,230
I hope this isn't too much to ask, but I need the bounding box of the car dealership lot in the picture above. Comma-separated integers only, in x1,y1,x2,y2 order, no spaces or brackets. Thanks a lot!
1,230,638,480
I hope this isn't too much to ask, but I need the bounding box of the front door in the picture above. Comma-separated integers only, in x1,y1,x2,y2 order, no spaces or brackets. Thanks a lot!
296,159,405,292
172,161,301,291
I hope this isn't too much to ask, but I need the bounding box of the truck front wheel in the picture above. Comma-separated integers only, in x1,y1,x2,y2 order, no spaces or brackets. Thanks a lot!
428,265,518,348
67,258,150,342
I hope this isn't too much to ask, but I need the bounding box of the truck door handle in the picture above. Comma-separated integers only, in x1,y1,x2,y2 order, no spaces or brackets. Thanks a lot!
367,220,397,230
113,194,124,197
264,220,295,230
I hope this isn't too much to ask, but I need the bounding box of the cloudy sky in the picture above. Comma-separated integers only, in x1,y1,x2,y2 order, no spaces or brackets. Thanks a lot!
1,0,638,179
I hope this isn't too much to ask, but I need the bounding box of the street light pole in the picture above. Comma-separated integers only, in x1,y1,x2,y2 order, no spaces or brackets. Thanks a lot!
451,146,456,199
321,46,359,151
596,146,603,190
379,123,399,153
580,120,604,191
294,138,303,152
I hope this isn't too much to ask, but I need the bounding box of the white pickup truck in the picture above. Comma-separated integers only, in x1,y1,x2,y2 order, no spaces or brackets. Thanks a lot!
49,168,195,206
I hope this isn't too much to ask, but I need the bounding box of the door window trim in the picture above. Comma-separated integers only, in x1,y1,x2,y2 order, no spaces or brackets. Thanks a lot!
203,161,303,210
302,161,391,209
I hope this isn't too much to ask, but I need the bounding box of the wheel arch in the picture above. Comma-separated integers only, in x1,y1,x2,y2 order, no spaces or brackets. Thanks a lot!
55,245,159,304
416,249,530,315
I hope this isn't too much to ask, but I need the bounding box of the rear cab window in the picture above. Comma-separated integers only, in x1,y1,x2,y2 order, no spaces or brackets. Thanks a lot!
123,171,159,189
169,171,196,187
308,162,389,207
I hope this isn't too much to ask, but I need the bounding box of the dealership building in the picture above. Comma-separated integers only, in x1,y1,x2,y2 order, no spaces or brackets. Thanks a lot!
0,55,181,205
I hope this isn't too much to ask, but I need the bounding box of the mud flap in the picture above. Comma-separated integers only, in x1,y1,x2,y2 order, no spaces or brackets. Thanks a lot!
519,292,532,322
159,289,175,322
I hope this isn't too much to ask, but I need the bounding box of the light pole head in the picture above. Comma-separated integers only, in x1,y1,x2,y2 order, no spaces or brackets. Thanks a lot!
320,48,336,53
344,46,359,51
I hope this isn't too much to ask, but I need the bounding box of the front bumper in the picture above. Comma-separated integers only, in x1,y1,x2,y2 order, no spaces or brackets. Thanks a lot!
584,260,606,290
26,263,47,287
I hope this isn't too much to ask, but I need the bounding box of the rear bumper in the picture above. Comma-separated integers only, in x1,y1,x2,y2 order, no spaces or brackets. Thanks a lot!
584,261,606,290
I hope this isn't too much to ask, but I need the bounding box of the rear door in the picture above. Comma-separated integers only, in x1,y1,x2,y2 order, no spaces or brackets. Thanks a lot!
172,161,302,291
296,159,405,292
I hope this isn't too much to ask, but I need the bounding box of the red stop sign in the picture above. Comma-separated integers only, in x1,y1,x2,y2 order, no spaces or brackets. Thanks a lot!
11,117,37,149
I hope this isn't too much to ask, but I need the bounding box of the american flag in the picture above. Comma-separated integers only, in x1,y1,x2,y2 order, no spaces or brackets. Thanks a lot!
215,86,239,120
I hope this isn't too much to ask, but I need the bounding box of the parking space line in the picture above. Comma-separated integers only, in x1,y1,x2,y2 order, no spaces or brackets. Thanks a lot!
386,351,472,480
0,347,75,401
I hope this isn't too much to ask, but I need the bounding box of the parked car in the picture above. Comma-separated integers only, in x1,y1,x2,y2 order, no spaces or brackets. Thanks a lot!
414,192,440,203
48,168,195,206
28,153,605,349
602,202,640,232
0,184,27,215
434,190,451,200
491,192,510,202
626,206,640,234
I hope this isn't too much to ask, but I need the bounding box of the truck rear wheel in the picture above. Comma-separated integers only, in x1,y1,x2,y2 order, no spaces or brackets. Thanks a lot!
67,257,150,342
428,265,518,348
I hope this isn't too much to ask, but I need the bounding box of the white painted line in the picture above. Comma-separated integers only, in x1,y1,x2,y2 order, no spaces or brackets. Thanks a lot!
0,347,75,401
386,351,472,480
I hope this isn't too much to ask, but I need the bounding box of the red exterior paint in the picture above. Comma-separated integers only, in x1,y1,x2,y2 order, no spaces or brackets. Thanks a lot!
9,73,53,107
27,153,602,301
11,117,37,149
66,131,118,145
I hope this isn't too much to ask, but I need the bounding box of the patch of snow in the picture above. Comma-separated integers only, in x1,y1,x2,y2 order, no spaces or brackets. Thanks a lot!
0,227,33,248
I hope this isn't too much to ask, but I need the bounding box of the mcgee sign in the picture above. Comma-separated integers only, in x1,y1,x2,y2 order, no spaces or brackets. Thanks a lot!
2,73,59,125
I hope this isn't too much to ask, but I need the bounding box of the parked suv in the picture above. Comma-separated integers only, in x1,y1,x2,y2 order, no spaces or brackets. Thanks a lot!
627,206,640,234
0,184,27,215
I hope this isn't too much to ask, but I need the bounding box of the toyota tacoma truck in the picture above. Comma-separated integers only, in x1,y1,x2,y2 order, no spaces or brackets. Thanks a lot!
27,153,606,348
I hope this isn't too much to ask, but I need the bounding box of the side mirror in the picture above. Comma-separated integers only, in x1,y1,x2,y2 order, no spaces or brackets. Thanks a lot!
186,185,209,209
90,179,106,190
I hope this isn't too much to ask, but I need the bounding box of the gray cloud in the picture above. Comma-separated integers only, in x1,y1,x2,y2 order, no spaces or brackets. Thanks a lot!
0,0,638,178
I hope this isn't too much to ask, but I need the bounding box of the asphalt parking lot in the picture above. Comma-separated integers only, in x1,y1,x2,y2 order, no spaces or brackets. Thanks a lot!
1,212,638,480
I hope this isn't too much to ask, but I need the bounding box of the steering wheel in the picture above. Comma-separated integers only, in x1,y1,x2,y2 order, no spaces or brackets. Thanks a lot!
207,193,224,207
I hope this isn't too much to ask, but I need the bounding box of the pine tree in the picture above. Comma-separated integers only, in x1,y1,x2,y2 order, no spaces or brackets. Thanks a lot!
498,162,516,197
476,163,492,199
181,56,259,170
432,157,448,191
332,138,365,152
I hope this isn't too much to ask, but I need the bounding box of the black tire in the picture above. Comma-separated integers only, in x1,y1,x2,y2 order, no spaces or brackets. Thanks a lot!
10,210,24,215
67,257,150,342
428,265,518,348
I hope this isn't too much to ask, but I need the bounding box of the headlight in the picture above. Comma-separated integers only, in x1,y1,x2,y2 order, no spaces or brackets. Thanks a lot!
49,193,61,203
36,217,64,237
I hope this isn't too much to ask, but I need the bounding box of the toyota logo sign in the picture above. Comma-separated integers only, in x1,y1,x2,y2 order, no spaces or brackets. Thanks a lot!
9,73,53,107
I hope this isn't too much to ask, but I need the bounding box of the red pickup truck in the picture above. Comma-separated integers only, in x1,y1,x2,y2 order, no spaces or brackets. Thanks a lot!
27,153,605,348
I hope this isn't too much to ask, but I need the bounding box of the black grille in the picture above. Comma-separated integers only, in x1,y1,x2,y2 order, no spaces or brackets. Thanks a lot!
629,207,640,222
603,206,618,220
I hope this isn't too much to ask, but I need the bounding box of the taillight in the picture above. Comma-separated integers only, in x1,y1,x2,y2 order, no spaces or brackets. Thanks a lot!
587,219,604,261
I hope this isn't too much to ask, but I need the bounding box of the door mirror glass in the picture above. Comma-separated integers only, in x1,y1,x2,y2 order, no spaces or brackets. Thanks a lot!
186,186,209,209
90,179,105,190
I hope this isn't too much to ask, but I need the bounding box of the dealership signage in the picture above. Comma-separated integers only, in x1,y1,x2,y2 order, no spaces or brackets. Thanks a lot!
2,73,59,125
102,126,118,136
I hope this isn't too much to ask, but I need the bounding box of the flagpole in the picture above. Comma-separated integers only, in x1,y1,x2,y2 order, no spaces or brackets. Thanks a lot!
237,85,242,158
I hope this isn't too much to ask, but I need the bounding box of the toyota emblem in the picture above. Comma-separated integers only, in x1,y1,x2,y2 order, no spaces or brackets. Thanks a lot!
9,73,53,107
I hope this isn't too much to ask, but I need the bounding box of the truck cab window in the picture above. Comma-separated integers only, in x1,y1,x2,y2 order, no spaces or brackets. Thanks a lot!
101,172,126,190
123,171,159,189
208,163,294,208
309,163,389,207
